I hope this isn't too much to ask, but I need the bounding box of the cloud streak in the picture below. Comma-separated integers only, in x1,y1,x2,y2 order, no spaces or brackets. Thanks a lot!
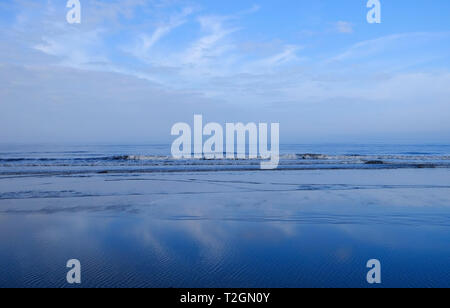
334,21,354,34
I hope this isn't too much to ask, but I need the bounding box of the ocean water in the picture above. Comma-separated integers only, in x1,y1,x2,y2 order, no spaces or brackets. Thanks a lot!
0,144,449,288
1,144,450,175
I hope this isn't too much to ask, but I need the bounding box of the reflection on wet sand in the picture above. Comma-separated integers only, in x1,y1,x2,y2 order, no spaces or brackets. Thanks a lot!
0,169,450,287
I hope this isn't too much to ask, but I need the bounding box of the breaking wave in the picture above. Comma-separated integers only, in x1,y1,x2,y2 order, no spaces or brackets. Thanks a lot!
1,149,450,176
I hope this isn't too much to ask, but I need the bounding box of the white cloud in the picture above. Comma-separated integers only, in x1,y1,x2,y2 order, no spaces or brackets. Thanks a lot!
335,21,354,34
126,7,194,61
182,15,238,66
329,32,450,63
254,45,303,67
34,29,108,67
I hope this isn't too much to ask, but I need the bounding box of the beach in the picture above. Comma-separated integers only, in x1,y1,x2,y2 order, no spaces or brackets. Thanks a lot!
0,145,449,287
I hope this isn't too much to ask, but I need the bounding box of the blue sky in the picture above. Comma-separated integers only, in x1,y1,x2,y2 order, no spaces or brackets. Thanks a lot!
0,0,450,143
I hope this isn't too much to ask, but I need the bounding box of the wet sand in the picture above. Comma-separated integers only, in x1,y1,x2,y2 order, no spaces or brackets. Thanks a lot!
0,168,449,287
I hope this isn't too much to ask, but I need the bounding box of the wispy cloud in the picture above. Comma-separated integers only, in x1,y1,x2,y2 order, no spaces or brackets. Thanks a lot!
126,7,194,61
237,4,261,16
329,32,450,63
256,45,303,67
34,29,108,67
334,21,354,34
182,15,239,66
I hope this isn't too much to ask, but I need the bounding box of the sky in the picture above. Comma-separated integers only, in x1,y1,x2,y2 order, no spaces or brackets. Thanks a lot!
0,0,450,144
